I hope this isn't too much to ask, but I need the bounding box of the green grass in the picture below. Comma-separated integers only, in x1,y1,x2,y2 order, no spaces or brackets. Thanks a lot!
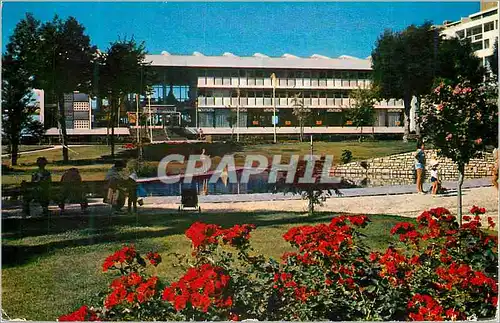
1,145,54,154
1,211,408,321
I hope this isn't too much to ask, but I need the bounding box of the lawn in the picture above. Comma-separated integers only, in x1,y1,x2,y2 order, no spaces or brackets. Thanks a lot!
2,141,415,187
1,211,407,321
1,145,54,155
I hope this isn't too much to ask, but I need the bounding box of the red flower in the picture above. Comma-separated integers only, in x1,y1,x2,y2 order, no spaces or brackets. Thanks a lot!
470,205,486,215
59,305,99,321
146,251,162,266
347,215,370,227
185,222,222,249
220,224,256,247
102,245,137,272
229,313,239,321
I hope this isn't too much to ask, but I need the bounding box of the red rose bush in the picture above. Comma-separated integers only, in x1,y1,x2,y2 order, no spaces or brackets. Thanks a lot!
58,206,497,321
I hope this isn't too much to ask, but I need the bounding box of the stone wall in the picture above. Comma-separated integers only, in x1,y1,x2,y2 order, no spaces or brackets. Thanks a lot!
332,150,495,181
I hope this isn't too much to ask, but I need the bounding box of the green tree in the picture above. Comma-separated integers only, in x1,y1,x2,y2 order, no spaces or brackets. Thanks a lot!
34,15,97,163
98,38,155,157
419,80,497,224
487,38,498,77
291,93,311,142
1,55,36,165
346,88,376,142
437,37,485,85
371,22,436,141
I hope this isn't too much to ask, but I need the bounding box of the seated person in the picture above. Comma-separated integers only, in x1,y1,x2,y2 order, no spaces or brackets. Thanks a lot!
23,157,51,216
105,161,127,212
58,168,88,213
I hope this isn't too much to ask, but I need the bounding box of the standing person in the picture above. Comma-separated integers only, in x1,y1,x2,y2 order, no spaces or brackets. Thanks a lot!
105,160,127,213
492,148,498,190
126,172,139,214
414,141,426,194
429,160,440,195
23,156,52,216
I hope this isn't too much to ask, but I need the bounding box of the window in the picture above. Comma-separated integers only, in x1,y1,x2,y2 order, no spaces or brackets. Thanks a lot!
484,39,490,49
456,30,465,39
484,21,494,32
319,71,327,79
471,26,482,35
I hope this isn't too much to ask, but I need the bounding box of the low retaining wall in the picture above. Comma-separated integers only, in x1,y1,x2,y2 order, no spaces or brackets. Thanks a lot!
332,150,495,181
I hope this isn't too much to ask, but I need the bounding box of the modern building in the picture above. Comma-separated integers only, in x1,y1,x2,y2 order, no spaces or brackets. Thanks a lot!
140,52,405,136
439,2,498,68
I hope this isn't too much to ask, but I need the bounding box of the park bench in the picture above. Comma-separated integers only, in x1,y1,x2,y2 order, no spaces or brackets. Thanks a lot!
2,180,109,213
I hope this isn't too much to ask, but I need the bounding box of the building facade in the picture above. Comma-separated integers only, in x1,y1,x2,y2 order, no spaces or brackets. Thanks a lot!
144,52,405,135
439,3,498,67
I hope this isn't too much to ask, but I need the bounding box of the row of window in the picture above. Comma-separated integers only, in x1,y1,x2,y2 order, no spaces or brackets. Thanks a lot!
198,76,372,88
198,69,371,79
197,90,403,107
196,110,402,128
455,20,498,39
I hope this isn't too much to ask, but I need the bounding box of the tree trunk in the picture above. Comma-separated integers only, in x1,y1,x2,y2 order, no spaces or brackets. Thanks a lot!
415,95,421,138
457,164,465,226
110,98,116,158
402,93,412,142
11,138,19,166
58,95,69,163
308,194,314,215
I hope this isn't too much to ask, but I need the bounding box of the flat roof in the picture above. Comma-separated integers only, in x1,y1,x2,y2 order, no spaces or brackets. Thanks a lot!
145,53,372,70
45,128,130,136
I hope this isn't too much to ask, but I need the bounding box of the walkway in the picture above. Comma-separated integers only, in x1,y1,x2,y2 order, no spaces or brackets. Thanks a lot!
2,178,494,218
144,177,492,204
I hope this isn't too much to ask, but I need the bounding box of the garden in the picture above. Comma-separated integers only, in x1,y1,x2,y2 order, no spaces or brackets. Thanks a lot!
3,204,496,321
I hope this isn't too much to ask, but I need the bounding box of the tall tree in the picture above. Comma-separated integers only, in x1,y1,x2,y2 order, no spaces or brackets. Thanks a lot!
291,93,311,142
346,87,376,142
2,55,36,165
371,22,436,141
99,38,155,157
2,14,40,165
35,15,96,163
437,37,485,85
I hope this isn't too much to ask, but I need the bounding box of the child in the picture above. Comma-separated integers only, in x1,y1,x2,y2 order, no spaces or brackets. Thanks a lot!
430,160,440,195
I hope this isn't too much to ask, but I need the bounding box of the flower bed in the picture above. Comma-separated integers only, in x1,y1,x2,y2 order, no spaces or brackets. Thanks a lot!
59,206,498,321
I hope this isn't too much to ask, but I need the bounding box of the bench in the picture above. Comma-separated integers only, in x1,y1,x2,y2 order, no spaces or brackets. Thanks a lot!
2,180,110,215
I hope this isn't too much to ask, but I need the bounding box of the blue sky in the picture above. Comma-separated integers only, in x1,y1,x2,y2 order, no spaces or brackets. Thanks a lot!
2,1,480,58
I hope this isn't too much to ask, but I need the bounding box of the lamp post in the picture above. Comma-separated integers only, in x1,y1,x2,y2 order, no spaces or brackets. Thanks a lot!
148,93,153,143
236,86,240,142
271,73,277,143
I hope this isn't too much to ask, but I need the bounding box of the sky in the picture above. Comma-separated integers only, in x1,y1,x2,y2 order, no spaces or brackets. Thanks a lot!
2,1,481,59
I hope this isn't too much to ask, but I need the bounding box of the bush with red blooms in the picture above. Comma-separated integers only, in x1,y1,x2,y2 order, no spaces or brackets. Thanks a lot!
58,207,497,321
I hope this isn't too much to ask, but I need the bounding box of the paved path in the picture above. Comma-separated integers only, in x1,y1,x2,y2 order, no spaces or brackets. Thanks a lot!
2,178,493,218
1,145,94,158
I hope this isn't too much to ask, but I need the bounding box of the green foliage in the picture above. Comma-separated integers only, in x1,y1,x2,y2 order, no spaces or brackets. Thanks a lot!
97,38,156,157
2,50,37,165
346,88,376,141
488,38,498,77
419,80,497,222
341,150,353,164
371,22,436,139
437,37,485,86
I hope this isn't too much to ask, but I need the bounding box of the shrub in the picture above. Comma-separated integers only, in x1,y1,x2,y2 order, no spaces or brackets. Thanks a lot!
59,206,497,321
341,150,353,164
